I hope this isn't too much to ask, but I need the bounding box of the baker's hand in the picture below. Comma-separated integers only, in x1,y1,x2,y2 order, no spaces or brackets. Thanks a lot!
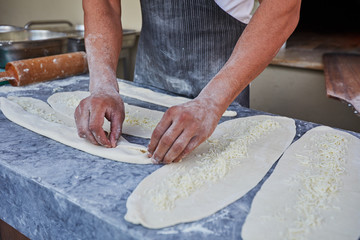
147,97,223,164
74,89,125,148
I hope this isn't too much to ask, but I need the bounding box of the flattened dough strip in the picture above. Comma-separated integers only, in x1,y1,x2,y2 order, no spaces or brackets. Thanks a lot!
242,126,360,240
47,91,164,139
125,115,296,228
0,97,151,164
118,81,238,117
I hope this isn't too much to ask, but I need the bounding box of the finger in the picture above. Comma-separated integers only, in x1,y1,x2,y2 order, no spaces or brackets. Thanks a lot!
109,112,123,147
89,108,111,147
152,124,183,164
173,136,201,163
162,131,194,164
147,113,173,155
75,107,99,146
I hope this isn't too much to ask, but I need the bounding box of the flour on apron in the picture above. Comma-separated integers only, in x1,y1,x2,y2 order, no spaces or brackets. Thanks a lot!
134,0,249,107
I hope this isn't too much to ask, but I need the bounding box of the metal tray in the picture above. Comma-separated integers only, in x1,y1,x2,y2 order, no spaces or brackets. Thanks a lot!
65,29,139,53
0,25,24,33
0,30,68,67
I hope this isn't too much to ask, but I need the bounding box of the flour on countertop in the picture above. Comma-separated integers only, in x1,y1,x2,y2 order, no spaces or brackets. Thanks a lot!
0,75,88,94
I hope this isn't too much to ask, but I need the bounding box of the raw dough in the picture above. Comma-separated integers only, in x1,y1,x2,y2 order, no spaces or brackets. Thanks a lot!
8,96,76,128
0,97,151,164
47,91,164,139
47,91,90,119
242,126,360,240
125,115,296,228
117,81,238,117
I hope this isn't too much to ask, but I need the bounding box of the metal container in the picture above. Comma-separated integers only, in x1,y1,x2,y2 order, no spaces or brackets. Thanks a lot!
62,28,139,80
123,29,139,48
65,29,139,53
64,30,85,53
24,20,74,31
0,30,68,67
0,25,24,33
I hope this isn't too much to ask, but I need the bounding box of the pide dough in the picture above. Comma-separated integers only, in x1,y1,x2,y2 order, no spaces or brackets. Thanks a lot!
8,96,76,128
117,81,238,117
242,126,360,240
125,115,296,228
47,91,163,139
47,91,90,120
0,97,151,164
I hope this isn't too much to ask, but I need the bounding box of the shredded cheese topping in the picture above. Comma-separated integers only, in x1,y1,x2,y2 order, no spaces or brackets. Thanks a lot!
285,133,348,239
56,94,158,130
65,95,84,109
124,110,158,130
148,119,280,210
10,98,64,124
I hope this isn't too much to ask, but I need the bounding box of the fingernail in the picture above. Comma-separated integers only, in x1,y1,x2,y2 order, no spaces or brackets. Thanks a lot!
151,157,159,164
147,147,153,156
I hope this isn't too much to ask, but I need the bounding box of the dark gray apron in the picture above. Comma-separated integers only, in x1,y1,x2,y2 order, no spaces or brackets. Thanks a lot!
134,0,249,107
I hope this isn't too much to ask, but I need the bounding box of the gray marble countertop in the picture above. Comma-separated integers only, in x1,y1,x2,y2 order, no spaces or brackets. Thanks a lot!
0,75,359,240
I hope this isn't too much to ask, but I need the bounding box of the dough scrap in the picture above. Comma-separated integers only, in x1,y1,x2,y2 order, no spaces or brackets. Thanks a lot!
241,126,360,240
125,115,296,228
47,91,163,139
117,81,238,117
0,97,151,164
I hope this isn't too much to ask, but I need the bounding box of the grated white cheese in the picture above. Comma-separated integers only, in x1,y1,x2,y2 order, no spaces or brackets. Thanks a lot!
65,95,83,109
285,133,348,240
149,119,280,210
54,93,159,130
124,110,158,130
9,97,64,124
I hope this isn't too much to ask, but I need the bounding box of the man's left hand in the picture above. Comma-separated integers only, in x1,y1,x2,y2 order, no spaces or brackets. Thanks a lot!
147,98,223,164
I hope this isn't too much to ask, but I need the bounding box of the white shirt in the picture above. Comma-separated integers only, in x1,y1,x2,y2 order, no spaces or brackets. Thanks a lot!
215,0,255,24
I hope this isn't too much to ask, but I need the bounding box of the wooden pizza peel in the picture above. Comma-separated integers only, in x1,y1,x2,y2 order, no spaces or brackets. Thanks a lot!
323,52,360,117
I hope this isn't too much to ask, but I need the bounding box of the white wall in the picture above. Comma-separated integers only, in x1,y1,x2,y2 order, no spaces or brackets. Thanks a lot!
121,0,142,31
0,0,84,27
0,0,142,30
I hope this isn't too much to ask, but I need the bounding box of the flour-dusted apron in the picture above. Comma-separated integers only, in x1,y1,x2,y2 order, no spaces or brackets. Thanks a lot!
134,0,250,107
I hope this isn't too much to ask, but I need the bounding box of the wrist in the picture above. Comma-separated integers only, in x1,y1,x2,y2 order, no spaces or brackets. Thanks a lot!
89,73,119,94
90,83,119,95
194,95,226,118
197,71,246,114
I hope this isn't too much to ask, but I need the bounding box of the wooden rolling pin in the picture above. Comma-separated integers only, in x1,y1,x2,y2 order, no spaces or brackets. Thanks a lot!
0,52,88,86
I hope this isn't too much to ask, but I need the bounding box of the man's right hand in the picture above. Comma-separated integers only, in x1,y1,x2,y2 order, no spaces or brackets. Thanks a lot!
74,89,125,148
80,0,123,147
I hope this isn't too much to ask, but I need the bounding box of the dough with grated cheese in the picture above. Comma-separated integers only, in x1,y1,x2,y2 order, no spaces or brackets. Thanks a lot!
47,91,163,139
242,126,360,240
117,81,238,117
125,115,296,228
0,96,151,164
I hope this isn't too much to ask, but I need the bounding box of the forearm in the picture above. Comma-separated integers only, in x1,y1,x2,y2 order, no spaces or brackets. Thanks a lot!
198,0,301,113
83,0,122,93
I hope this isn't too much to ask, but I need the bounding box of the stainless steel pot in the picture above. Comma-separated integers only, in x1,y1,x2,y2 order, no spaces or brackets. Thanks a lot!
0,30,67,67
0,25,24,33
66,29,139,53
24,20,74,30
